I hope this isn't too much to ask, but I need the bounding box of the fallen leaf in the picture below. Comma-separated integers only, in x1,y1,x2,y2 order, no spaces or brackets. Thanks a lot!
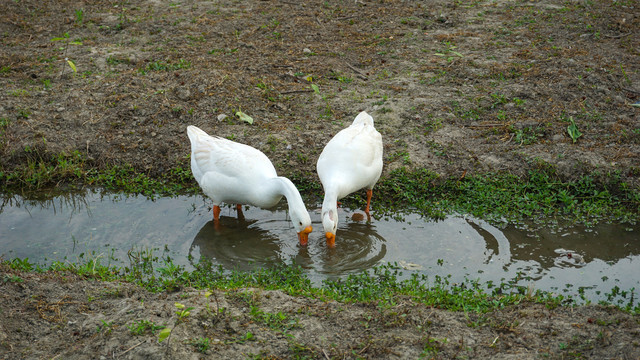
235,111,254,124
158,327,172,343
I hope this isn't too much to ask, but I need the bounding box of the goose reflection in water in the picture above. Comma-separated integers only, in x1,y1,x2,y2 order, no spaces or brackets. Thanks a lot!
305,212,388,278
319,222,386,275
189,215,286,271
188,209,388,278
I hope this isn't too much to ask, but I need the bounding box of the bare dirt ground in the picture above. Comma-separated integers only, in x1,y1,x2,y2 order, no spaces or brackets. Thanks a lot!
1,0,639,358
0,0,639,186
1,266,640,359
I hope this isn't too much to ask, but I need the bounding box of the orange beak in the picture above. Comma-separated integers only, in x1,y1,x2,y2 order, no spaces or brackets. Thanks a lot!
325,232,336,248
298,226,312,246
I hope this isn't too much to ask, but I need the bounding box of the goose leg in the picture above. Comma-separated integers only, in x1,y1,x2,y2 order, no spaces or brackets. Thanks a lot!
213,205,221,221
236,204,245,221
365,189,373,216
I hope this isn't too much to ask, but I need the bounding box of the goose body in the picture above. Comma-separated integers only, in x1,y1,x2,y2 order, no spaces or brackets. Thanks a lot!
187,125,312,245
317,111,383,247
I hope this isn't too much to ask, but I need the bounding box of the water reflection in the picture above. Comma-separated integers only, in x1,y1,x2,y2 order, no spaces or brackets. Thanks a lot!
301,217,387,278
502,222,640,268
190,217,284,271
0,189,93,218
189,210,388,278
465,218,510,265
0,191,638,306
320,221,386,273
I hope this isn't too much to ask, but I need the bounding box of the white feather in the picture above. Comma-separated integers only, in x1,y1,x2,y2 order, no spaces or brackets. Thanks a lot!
316,111,383,242
187,125,312,240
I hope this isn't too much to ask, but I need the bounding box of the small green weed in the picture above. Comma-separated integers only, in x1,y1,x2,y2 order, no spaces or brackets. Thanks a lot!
256,80,278,101
8,258,34,271
434,41,463,62
50,33,81,75
16,108,31,119
567,117,582,143
514,127,542,145
2,274,24,283
189,337,211,353
372,95,388,106
288,340,316,359
75,9,84,25
128,319,165,335
97,320,114,334
0,117,10,134
250,306,298,333
424,117,443,133
175,302,194,320
387,150,411,165
227,332,255,344
9,89,29,97
106,56,131,66
420,337,447,358
158,302,194,344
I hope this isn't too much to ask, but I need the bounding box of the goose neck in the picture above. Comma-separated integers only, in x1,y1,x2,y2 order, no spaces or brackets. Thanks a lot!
271,177,305,211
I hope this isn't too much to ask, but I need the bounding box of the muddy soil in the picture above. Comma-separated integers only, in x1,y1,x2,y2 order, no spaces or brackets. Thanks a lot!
0,0,639,186
1,0,639,358
1,266,640,359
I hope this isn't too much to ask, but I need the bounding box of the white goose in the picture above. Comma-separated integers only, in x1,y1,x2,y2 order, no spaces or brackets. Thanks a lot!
187,125,313,246
317,111,383,247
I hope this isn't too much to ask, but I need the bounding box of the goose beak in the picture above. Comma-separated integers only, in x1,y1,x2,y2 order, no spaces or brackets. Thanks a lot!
298,226,313,246
325,232,336,248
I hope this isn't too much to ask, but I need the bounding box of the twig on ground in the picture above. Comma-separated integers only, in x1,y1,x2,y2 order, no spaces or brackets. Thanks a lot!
322,349,331,360
604,32,631,39
468,123,504,128
119,340,146,357
281,89,313,95
490,336,499,347
345,63,368,80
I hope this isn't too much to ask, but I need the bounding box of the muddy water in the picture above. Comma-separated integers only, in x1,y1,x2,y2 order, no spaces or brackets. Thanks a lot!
1,191,638,305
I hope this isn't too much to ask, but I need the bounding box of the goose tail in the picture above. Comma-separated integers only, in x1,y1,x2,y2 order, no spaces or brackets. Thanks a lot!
187,125,209,146
352,111,374,126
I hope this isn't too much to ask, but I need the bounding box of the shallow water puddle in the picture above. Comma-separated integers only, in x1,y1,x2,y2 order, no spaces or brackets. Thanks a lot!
1,191,638,305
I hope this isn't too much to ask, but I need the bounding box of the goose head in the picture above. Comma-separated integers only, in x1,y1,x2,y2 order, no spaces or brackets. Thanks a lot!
270,176,312,246
292,207,313,246
322,209,338,247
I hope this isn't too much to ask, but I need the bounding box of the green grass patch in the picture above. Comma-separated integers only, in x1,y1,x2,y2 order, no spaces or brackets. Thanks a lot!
1,153,638,226
0,151,197,197
127,319,166,336
138,59,191,75
4,257,638,315
369,167,640,226
249,306,298,333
